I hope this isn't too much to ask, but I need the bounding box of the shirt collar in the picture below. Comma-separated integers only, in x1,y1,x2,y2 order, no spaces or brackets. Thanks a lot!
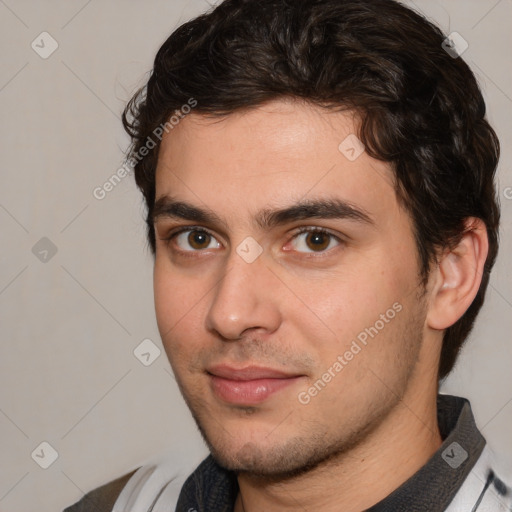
367,394,485,511
176,394,485,512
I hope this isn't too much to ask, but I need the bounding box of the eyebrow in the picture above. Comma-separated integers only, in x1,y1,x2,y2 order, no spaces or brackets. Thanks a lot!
152,195,374,230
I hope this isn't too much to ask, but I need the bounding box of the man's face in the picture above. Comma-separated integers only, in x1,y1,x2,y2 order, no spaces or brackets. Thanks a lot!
153,99,429,476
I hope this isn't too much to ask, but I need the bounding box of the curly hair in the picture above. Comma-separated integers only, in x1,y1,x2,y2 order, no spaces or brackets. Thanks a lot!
122,0,500,381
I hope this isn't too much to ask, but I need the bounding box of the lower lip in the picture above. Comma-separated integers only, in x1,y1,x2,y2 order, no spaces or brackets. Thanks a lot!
209,375,301,405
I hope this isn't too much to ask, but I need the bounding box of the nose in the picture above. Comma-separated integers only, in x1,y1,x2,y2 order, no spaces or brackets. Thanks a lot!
205,250,282,341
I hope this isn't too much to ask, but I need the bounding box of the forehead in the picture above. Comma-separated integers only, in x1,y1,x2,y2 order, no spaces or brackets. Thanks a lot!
154,99,399,228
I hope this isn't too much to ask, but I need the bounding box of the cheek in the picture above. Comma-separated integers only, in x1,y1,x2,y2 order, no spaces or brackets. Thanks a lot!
153,261,205,360
153,266,176,335
295,259,414,361
154,256,203,327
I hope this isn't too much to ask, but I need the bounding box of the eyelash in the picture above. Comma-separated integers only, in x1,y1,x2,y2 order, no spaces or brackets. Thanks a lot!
160,226,343,257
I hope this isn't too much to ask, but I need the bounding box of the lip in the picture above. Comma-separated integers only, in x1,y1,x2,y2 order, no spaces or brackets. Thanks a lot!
207,365,304,405
208,365,298,381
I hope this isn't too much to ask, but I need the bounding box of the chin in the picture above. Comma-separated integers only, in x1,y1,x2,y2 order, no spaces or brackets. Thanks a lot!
203,430,347,480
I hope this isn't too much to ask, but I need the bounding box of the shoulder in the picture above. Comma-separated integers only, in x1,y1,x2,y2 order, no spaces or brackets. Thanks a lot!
446,444,512,511
62,469,139,512
62,447,208,512
110,448,209,511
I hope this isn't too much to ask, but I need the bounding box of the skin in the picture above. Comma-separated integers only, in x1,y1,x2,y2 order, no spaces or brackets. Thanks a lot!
152,98,488,512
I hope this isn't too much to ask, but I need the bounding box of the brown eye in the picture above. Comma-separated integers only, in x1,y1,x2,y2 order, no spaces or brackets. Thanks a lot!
188,230,211,249
305,231,330,251
291,228,340,253
174,229,221,251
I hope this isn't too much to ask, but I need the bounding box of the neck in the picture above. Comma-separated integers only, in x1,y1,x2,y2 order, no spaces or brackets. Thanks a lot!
234,379,442,512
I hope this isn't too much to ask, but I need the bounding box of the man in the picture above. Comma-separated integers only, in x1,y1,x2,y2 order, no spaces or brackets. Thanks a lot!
64,0,511,510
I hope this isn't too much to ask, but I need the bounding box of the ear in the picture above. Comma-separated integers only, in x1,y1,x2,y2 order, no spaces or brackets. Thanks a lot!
427,218,489,330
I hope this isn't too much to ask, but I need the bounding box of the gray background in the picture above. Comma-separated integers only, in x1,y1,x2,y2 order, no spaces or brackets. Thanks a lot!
0,1,510,511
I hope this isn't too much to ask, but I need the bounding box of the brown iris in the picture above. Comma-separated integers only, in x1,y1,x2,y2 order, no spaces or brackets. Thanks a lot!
304,231,331,251
188,230,211,250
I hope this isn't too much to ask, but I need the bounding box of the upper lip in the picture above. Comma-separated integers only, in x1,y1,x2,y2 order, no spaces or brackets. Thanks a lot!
207,365,301,381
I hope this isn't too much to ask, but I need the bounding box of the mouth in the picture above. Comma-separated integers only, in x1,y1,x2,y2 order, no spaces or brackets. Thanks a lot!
206,364,305,406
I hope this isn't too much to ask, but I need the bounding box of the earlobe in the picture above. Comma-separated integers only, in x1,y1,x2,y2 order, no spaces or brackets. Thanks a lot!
426,218,488,331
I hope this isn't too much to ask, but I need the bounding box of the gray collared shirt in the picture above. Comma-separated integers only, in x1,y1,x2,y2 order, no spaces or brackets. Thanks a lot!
64,394,512,511
175,395,512,511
